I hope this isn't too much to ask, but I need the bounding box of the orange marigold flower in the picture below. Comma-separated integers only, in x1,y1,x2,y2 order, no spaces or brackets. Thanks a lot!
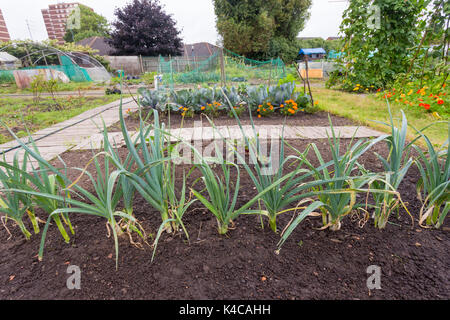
258,114,262,118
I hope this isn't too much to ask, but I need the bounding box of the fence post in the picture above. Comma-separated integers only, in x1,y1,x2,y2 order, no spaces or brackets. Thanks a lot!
268,58,273,87
169,55,174,90
139,55,144,74
220,48,226,86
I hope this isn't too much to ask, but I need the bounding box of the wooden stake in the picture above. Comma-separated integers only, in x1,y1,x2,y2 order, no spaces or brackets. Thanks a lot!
304,56,314,106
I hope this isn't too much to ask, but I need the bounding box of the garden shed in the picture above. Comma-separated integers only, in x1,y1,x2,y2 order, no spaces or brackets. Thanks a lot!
299,48,326,61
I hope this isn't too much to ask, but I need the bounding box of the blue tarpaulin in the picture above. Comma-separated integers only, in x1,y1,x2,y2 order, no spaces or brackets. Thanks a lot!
299,48,327,55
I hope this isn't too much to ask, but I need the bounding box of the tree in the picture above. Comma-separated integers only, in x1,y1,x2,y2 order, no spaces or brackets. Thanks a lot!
107,0,183,56
64,5,110,43
213,0,312,62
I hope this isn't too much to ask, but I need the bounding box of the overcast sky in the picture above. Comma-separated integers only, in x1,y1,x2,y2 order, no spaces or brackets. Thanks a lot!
1,0,348,43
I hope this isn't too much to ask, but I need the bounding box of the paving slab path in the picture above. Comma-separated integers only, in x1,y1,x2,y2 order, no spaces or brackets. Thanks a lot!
0,97,384,171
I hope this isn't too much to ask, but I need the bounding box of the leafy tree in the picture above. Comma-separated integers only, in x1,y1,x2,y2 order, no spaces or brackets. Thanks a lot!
107,0,183,56
213,0,312,62
64,5,110,43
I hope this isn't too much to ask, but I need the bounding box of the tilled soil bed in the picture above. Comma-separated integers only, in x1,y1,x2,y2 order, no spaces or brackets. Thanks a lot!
108,110,356,132
0,130,448,300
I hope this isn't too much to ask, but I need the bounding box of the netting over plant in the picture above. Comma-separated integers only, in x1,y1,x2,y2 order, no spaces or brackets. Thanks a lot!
158,48,286,88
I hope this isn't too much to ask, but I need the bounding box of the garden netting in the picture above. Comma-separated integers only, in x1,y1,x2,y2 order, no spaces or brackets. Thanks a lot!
0,55,92,84
158,48,286,89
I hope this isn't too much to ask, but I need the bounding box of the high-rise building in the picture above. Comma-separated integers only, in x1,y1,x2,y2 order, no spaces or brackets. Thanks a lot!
42,2,91,44
0,8,11,42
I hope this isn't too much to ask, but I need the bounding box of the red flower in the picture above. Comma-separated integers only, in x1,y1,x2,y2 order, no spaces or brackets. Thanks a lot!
437,99,444,105
423,104,431,110
419,103,424,107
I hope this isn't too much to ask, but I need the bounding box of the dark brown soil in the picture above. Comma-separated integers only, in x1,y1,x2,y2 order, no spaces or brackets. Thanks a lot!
0,131,449,300
108,110,356,132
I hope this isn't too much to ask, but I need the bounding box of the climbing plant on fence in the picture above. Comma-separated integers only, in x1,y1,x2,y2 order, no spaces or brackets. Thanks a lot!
327,0,429,90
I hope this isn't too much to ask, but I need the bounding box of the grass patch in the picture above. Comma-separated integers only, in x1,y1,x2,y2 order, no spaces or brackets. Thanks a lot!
0,95,121,144
313,86,448,146
0,81,107,94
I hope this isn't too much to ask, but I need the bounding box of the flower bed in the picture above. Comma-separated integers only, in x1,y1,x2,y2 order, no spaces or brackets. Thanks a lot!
377,83,448,118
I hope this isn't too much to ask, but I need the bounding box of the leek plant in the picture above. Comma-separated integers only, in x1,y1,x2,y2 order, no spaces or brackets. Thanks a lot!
414,124,449,228
212,105,313,232
370,105,415,228
118,99,193,235
190,141,241,235
168,113,318,235
0,141,74,243
293,120,387,231
220,88,385,233
0,123,137,269
188,139,321,235
0,151,37,239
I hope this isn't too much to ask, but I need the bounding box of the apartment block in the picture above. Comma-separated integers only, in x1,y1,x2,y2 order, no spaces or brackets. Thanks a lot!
0,8,11,42
42,2,91,44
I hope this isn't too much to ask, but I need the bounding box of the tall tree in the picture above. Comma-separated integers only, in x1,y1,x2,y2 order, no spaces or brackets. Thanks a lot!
64,5,110,43
213,0,312,61
107,0,183,56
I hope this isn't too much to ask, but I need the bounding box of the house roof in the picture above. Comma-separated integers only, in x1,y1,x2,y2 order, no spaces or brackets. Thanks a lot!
183,42,220,58
299,48,327,55
76,36,113,56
